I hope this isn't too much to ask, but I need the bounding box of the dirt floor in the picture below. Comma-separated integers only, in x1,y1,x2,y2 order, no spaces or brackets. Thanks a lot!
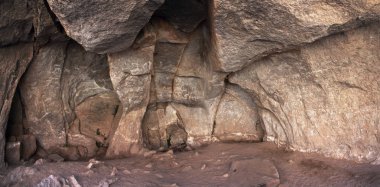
1,142,380,187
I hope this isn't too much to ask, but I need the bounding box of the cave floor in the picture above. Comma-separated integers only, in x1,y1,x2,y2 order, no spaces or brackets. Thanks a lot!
2,142,380,187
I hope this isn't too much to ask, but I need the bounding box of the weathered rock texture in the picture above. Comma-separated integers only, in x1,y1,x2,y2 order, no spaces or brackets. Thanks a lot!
213,0,380,72
1,0,380,166
19,41,119,159
46,0,164,54
0,44,34,167
230,23,380,162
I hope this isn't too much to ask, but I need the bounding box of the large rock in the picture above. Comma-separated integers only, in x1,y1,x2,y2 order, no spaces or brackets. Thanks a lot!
214,85,264,142
230,23,380,163
0,44,34,167
20,42,68,151
213,0,380,72
106,46,154,158
46,0,164,53
0,0,33,46
20,41,118,159
142,104,187,150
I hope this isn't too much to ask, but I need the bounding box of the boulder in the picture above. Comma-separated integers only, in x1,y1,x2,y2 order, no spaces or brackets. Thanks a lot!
214,85,264,142
20,41,118,158
142,104,187,150
213,0,380,72
46,0,165,53
106,46,154,158
230,23,380,162
20,42,68,151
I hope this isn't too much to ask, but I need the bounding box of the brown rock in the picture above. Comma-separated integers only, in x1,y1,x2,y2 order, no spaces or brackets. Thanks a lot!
213,0,380,72
106,46,154,158
20,42,68,151
230,23,380,162
142,104,187,150
214,85,264,142
21,134,37,160
5,142,21,164
20,41,117,159
0,0,33,46
0,44,33,167
46,0,164,53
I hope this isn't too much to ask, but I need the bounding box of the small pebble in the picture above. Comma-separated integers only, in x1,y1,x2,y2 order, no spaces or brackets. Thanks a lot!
110,167,118,176
201,164,206,170
155,174,164,178
123,169,131,175
145,163,153,168
223,173,229,178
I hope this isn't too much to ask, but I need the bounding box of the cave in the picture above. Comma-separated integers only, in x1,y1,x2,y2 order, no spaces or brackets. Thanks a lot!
1,0,380,186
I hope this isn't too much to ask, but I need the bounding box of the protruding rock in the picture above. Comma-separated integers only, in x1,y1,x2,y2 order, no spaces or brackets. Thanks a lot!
46,0,165,53
214,85,264,142
142,104,187,150
106,45,154,158
213,0,380,72
230,23,380,162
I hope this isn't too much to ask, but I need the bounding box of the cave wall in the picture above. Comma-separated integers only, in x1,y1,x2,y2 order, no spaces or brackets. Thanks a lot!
0,0,380,166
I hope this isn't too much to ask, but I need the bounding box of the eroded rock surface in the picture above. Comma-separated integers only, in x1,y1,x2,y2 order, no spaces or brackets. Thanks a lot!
19,41,119,160
1,0,380,166
230,23,380,162
47,0,164,54
0,44,34,167
107,45,153,158
213,0,380,72
214,84,264,142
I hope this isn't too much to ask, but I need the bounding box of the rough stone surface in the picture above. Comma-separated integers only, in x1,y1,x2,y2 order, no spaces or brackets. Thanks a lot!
213,0,380,72
142,104,187,150
230,23,380,162
46,0,164,53
214,85,264,142
5,142,21,164
107,46,154,158
0,0,33,46
0,44,33,167
20,41,118,159
20,42,68,151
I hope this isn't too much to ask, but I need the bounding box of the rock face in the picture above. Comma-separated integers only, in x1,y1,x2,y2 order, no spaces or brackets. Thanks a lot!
0,44,34,167
1,0,380,165
230,23,380,162
46,0,164,54
0,0,33,46
213,0,380,72
214,85,264,142
19,41,119,159
106,45,153,158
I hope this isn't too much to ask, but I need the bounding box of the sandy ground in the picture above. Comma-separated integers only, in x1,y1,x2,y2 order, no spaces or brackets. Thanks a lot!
1,142,380,187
